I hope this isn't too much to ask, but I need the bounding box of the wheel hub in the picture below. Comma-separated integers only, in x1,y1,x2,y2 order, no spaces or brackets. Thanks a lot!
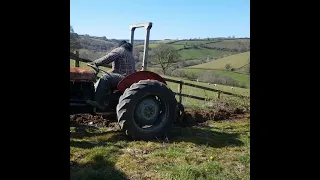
135,98,160,125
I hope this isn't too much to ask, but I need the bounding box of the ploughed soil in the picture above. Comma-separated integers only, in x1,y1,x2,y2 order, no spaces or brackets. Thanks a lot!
70,108,249,128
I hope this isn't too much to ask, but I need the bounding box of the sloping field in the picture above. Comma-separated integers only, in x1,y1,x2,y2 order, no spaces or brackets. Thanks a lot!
178,48,231,59
204,39,250,50
70,115,250,180
190,51,250,69
235,63,250,74
182,68,250,87
136,44,187,50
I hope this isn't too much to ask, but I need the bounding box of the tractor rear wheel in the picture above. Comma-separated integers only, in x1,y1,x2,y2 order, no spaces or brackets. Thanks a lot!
116,80,177,140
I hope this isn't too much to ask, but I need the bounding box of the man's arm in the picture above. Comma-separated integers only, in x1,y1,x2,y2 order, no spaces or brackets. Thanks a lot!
93,48,122,66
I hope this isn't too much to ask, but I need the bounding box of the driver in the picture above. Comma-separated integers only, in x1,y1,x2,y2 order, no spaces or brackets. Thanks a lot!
86,40,136,110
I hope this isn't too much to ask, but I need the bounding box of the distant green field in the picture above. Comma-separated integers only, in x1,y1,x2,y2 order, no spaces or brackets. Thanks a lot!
172,40,216,45
136,41,237,60
235,64,250,74
136,44,188,50
204,39,250,50
149,67,250,88
162,75,250,107
69,60,249,106
156,39,176,43
70,59,91,69
191,51,250,69
77,48,107,55
179,48,231,59
183,68,250,88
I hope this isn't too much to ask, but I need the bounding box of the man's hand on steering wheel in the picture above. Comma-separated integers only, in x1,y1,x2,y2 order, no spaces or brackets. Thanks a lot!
87,62,99,74
88,61,97,67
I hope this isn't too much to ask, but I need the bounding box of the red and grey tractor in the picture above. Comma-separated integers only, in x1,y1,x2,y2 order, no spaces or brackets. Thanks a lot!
70,22,183,140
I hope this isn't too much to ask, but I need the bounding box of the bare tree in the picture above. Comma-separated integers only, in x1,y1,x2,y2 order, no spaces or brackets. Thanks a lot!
151,44,181,75
225,63,232,71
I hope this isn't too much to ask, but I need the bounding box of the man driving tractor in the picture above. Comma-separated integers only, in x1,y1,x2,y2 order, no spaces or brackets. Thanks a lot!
86,40,136,110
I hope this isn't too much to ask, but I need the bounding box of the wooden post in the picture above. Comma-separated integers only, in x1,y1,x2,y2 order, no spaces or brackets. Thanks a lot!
75,51,80,67
218,91,221,99
179,81,183,104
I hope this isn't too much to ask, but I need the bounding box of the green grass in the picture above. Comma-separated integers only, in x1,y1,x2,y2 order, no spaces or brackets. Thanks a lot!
191,51,250,69
161,75,250,107
235,64,250,74
150,67,250,89
70,59,92,69
70,59,250,106
156,39,176,44
172,40,217,45
204,39,250,50
179,48,231,59
136,44,189,50
163,75,249,96
135,43,233,60
183,68,250,88
70,117,250,180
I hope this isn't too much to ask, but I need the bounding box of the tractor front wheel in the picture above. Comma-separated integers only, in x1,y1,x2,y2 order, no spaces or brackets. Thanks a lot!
116,80,177,140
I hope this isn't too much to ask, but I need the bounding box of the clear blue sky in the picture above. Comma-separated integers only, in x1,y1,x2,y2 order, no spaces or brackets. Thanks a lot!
70,0,250,40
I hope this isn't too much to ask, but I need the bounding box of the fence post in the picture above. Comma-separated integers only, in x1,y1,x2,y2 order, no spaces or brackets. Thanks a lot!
179,81,183,104
218,91,221,99
75,50,80,67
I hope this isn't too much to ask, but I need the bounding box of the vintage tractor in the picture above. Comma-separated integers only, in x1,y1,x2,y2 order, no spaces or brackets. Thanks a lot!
70,22,183,140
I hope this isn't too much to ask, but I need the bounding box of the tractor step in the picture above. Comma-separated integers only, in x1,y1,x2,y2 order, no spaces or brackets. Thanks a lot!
94,112,117,116
70,103,87,107
70,99,88,107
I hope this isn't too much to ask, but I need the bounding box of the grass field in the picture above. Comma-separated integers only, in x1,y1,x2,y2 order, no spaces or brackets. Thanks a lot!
179,48,231,59
155,39,176,44
70,117,250,180
182,68,250,88
70,57,250,180
70,59,91,69
204,39,250,50
70,59,250,107
162,75,250,107
235,64,250,74
136,44,188,50
190,51,250,69
172,40,217,45
149,66,250,88
135,43,233,59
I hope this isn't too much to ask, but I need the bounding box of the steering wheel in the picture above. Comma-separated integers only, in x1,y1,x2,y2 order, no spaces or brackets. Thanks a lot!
87,63,109,75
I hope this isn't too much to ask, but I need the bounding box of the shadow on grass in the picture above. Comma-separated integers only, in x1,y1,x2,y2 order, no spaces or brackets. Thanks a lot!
170,126,244,148
70,123,243,148
70,154,129,180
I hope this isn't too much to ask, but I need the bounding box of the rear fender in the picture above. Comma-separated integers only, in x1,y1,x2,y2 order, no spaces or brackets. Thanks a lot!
117,71,167,93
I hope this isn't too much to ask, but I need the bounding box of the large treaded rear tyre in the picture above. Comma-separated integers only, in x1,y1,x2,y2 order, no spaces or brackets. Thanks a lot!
116,80,177,140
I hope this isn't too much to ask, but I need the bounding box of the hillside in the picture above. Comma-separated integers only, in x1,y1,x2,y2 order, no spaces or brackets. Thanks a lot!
136,38,250,61
235,63,250,74
149,67,250,88
189,51,250,70
73,34,249,61
71,35,250,88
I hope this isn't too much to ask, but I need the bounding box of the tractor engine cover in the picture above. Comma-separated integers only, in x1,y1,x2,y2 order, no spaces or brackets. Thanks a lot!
70,68,95,82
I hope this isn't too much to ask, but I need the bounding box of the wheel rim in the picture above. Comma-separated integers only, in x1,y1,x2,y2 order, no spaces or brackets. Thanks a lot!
133,95,168,130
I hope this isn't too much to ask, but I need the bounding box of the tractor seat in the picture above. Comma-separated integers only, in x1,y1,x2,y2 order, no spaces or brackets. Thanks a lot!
70,68,95,82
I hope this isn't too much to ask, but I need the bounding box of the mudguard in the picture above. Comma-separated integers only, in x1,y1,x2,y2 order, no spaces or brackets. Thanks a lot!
117,71,167,93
